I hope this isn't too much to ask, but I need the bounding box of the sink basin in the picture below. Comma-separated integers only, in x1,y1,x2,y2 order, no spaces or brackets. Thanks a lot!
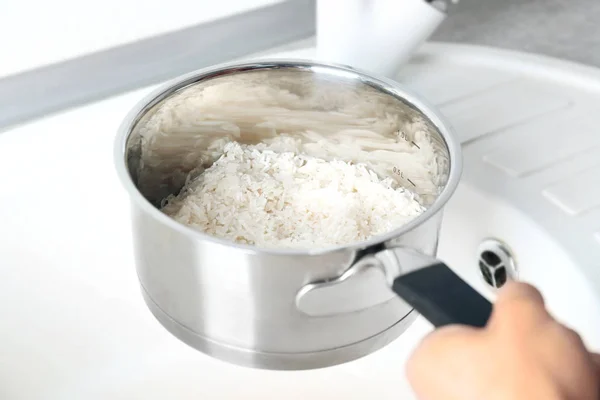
23,182,597,400
2,179,595,400
438,183,600,351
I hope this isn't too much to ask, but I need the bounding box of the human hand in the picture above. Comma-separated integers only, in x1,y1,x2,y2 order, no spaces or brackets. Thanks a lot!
407,282,600,400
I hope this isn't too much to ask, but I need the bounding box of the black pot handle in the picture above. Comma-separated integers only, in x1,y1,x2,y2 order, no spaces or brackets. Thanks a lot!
391,262,492,328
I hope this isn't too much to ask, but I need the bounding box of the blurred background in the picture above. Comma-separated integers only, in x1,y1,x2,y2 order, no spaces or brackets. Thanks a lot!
1,0,597,129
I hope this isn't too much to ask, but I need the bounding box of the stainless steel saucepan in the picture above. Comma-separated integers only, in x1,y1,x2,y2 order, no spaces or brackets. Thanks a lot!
114,60,491,370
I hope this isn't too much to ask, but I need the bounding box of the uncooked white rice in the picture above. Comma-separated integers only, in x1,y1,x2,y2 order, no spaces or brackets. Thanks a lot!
161,137,425,249
134,71,446,249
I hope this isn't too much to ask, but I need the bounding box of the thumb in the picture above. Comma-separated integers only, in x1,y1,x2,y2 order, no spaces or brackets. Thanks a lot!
407,325,483,392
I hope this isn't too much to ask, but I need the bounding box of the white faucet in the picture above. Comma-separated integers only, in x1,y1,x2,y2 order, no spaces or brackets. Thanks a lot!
316,0,457,78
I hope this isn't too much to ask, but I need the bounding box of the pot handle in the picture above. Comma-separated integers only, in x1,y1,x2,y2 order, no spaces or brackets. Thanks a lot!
380,247,492,327
296,247,493,328
391,260,492,328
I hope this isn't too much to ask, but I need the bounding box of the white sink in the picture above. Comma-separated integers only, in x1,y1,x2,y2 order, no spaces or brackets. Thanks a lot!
2,180,596,400
0,43,599,399
438,183,600,352
29,182,599,400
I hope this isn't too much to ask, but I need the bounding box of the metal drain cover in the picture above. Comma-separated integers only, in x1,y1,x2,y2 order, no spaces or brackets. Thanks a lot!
477,239,517,289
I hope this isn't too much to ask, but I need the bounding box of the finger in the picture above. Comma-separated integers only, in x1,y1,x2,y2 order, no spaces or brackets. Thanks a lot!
407,325,484,400
491,282,552,328
407,325,482,395
590,353,600,376
496,281,545,307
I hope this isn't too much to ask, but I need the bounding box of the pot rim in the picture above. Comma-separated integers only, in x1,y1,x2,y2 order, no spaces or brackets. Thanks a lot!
114,58,463,256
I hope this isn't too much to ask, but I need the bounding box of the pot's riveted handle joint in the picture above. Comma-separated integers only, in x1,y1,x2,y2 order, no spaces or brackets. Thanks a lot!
380,247,493,327
296,247,493,327
294,247,434,317
295,253,396,317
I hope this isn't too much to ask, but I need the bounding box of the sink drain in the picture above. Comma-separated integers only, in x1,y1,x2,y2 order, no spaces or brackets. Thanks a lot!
477,239,517,289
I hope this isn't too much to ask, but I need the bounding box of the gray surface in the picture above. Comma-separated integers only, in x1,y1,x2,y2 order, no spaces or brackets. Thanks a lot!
0,0,315,131
435,0,600,67
1,0,598,131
